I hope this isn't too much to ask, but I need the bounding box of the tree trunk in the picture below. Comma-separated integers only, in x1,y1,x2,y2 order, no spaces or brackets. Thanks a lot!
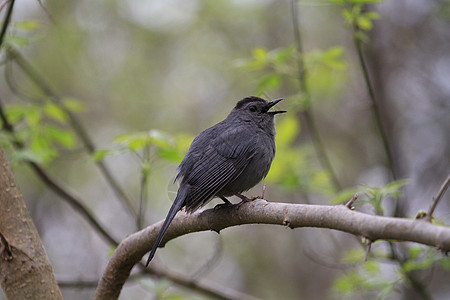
0,147,62,299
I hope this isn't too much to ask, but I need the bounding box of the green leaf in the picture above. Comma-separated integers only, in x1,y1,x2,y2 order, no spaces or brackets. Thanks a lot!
342,248,365,263
252,47,268,63
24,106,42,127
321,46,346,70
408,246,423,260
157,148,183,163
342,9,355,24
47,125,76,149
333,271,361,294
364,260,379,274
92,149,109,161
331,187,359,204
12,149,45,164
255,73,281,94
357,16,373,31
28,135,57,164
114,132,148,152
148,129,173,149
4,35,29,47
350,0,383,3
329,0,345,4
439,257,450,270
62,97,86,112
14,20,41,30
5,104,27,124
270,46,295,63
92,149,126,161
113,130,175,153
275,116,299,145
311,169,334,195
44,103,69,123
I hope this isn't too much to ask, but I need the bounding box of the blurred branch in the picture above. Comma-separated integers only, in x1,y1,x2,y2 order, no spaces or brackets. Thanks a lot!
135,262,261,300
137,145,150,229
389,242,433,300
6,47,137,219
426,173,450,222
0,0,14,49
96,199,450,299
36,0,55,24
0,96,118,245
349,7,397,181
290,0,341,191
191,235,223,281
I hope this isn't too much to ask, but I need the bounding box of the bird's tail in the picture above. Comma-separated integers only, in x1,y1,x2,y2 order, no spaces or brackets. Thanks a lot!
146,185,188,266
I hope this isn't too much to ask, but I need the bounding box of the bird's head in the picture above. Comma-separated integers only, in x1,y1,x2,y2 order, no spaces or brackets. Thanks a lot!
229,96,286,133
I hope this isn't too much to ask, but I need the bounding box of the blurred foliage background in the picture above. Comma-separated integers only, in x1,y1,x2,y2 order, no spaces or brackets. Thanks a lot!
0,0,449,299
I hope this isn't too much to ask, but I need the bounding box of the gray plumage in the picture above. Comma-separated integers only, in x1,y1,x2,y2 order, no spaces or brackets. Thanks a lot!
146,96,286,266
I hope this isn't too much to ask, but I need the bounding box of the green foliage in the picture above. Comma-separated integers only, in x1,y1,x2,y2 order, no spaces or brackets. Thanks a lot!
332,0,382,42
238,43,347,195
334,247,396,299
334,239,448,299
236,45,347,100
265,115,336,195
2,101,77,164
61,97,86,112
1,20,43,49
93,130,192,168
360,179,408,215
140,279,201,300
401,246,441,273
331,187,359,204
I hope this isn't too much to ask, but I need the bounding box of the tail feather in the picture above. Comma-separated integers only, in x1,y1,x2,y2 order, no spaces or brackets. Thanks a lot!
146,185,188,266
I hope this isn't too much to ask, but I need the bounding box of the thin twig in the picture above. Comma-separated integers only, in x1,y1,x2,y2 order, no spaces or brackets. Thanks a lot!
6,47,137,219
345,193,358,209
0,0,14,49
364,239,372,261
0,0,11,13
137,145,150,229
350,12,396,181
191,235,223,281
426,173,450,222
291,0,341,191
36,0,55,24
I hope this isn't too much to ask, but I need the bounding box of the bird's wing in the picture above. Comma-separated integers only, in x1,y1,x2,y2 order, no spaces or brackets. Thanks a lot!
182,126,256,212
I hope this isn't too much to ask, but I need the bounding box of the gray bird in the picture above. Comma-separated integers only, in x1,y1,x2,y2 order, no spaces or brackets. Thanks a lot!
146,96,286,266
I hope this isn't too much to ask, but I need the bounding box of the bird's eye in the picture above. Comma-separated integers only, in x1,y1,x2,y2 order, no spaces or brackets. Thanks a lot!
249,105,257,112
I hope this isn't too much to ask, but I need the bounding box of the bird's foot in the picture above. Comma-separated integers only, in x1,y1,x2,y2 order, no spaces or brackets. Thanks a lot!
233,192,252,203
214,196,233,211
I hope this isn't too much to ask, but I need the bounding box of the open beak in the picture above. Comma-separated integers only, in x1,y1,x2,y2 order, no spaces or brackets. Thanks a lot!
264,98,287,115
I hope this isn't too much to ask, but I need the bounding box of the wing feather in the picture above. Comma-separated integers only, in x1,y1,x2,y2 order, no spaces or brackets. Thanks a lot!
180,126,257,212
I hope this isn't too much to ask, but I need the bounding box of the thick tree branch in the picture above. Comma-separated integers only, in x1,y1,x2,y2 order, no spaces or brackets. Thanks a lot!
0,147,63,299
96,199,450,299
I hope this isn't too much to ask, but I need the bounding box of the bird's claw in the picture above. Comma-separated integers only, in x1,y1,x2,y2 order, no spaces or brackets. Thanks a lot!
213,202,233,212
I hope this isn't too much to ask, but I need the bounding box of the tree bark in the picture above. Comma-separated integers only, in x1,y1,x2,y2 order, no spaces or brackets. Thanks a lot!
0,147,62,299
